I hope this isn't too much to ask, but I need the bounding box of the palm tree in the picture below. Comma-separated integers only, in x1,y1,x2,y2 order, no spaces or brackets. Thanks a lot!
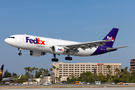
55,77,58,82
46,69,49,76
50,68,53,72
106,65,111,81
35,68,38,78
24,67,28,74
124,66,128,71
58,76,61,82
41,68,44,74
52,65,56,70
52,66,56,83
32,67,35,77
56,68,59,77
56,68,59,71
129,67,133,76
115,68,120,78
107,65,111,73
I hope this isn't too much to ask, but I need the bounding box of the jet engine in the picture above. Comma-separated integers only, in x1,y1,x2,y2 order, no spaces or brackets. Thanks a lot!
29,51,46,57
51,46,65,54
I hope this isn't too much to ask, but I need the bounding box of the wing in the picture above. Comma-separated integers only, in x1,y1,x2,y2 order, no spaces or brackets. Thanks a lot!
107,46,128,51
61,40,112,51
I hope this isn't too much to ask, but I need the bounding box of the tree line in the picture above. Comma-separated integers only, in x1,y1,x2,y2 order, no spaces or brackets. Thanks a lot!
1,66,135,84
66,66,135,83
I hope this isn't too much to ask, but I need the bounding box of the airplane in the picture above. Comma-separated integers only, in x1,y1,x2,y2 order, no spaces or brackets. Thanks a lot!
4,28,127,62
0,65,4,81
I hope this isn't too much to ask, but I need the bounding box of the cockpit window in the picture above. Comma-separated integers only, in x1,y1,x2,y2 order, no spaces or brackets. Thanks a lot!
9,37,15,39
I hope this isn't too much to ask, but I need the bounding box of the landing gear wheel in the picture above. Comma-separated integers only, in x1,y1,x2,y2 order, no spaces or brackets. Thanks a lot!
51,58,59,62
18,48,22,56
51,54,59,62
65,57,72,61
18,52,22,56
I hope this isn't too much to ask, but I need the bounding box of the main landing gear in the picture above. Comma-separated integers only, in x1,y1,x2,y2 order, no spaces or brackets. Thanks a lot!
65,55,72,61
51,54,59,62
18,48,22,56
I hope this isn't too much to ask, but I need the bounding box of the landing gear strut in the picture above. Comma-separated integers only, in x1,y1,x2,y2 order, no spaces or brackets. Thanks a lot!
51,54,59,62
18,48,22,56
65,55,72,61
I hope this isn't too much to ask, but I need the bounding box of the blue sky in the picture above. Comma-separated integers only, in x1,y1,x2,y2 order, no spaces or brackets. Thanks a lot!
0,0,135,75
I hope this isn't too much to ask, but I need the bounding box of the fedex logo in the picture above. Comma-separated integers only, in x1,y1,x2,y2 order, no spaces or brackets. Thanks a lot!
107,36,114,41
58,48,63,51
26,37,45,45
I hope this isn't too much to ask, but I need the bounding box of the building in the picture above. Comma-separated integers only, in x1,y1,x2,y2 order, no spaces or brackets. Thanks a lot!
130,59,135,71
34,76,52,84
52,62,121,82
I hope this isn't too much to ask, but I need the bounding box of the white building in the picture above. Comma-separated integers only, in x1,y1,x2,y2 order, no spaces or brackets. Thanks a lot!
52,62,121,82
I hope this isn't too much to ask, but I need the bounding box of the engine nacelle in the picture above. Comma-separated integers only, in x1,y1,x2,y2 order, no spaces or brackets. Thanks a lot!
30,51,46,57
52,46,65,54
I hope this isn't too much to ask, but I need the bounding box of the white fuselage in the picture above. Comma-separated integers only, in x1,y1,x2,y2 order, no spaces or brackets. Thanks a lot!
5,35,97,56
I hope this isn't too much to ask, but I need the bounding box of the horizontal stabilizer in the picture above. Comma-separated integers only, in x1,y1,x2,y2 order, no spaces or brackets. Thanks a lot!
107,46,128,51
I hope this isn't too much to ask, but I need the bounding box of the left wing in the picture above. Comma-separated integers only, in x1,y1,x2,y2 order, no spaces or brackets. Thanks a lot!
107,46,128,51
61,40,112,51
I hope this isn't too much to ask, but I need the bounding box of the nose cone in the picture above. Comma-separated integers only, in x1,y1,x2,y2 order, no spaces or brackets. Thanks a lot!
4,38,8,43
4,38,11,45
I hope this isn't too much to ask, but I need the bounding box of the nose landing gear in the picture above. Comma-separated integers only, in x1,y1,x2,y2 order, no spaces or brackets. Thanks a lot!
18,48,22,56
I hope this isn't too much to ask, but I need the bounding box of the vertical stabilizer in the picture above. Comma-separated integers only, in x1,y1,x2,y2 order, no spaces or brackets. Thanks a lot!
103,28,119,47
0,65,4,81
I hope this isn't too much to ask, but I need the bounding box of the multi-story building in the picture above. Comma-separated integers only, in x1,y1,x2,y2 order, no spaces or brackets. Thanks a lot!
52,62,121,82
130,59,135,71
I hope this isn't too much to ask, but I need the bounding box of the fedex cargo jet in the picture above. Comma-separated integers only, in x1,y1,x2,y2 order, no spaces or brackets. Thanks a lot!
4,28,127,62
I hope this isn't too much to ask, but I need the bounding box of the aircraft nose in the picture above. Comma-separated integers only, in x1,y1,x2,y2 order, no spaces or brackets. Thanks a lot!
4,38,8,43
4,38,10,44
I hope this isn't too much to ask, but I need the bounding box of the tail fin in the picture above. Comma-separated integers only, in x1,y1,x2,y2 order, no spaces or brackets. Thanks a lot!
0,65,4,81
103,28,119,47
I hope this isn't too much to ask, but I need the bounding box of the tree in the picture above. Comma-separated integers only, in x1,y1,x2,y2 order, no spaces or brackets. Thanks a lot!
124,66,128,71
98,73,106,82
106,65,111,81
35,68,38,78
107,65,111,72
3,70,11,78
115,68,120,78
58,76,61,82
12,72,17,78
32,67,35,77
52,65,56,70
46,69,49,76
129,67,133,76
15,75,28,83
50,68,53,77
52,66,56,83
24,67,28,74
79,72,98,83
112,78,119,83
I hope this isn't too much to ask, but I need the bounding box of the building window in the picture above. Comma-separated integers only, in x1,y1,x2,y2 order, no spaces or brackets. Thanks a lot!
131,65,135,66
59,64,62,66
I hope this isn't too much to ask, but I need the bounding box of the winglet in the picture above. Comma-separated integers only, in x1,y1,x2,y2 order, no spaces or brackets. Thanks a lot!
103,28,119,47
